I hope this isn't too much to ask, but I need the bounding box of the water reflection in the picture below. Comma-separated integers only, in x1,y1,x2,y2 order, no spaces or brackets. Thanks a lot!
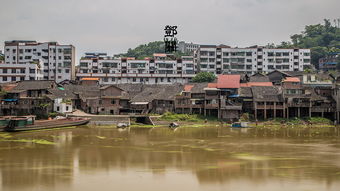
1,126,340,191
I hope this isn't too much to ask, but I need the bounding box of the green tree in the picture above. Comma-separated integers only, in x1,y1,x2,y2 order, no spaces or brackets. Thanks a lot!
116,41,193,59
192,72,216,83
278,19,340,68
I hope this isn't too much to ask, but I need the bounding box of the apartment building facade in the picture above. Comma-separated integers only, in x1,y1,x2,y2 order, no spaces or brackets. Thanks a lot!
1,40,75,83
319,52,339,71
178,41,200,53
195,45,311,75
76,53,196,84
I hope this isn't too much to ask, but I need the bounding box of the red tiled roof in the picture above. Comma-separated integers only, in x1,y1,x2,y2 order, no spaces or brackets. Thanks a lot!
184,85,194,92
217,75,240,88
81,78,99,81
153,53,167,57
283,77,300,83
240,82,273,87
1,83,17,92
208,83,217,88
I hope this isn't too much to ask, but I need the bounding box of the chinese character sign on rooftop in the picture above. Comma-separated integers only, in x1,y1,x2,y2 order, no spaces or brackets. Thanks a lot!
164,25,178,53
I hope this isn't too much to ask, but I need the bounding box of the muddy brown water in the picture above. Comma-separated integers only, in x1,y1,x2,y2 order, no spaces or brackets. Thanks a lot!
1,126,340,191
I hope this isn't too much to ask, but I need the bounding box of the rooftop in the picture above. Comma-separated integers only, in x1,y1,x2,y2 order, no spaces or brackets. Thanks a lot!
283,77,300,83
216,75,240,89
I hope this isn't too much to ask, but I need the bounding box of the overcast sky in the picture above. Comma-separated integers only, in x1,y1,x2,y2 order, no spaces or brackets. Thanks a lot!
0,0,339,60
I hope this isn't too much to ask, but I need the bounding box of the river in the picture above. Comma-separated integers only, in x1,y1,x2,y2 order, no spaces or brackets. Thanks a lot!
0,126,340,191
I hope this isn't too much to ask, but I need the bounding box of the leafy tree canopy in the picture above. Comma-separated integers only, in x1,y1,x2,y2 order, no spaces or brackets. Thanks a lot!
278,19,340,67
192,72,216,83
116,41,191,59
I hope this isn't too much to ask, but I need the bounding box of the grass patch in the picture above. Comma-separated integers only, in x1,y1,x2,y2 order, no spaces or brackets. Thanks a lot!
2,139,55,145
160,112,218,122
0,133,12,139
130,123,163,128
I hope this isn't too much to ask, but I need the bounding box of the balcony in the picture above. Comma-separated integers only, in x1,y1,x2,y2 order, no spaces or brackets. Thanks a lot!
205,103,219,109
221,105,242,110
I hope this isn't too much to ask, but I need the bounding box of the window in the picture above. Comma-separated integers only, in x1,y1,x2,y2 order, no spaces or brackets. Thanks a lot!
209,58,215,62
223,52,229,56
3,69,7,73
3,76,7,81
63,62,71,67
246,52,252,56
11,69,16,73
65,69,69,73
29,69,35,74
11,76,16,81
102,62,118,68
80,62,88,67
111,100,116,104
223,58,229,63
130,62,146,68
58,69,61,73
20,77,24,81
19,69,25,74
66,106,69,111
56,106,60,111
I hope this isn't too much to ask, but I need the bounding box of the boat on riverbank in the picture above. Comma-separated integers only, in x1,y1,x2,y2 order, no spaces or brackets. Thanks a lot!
3,116,90,132
231,122,249,128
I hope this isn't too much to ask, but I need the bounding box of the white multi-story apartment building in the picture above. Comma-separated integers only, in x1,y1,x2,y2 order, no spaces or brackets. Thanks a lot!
178,41,200,53
76,53,196,84
195,45,311,74
1,40,75,83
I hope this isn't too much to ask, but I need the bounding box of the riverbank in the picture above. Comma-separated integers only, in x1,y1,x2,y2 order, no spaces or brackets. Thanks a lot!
89,113,336,129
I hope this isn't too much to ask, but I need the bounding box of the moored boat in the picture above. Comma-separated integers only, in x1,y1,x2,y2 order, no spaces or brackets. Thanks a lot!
4,116,90,132
0,116,14,131
231,122,249,128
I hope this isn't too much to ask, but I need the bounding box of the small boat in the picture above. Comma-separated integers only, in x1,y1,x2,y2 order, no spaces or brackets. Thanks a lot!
169,122,179,129
0,116,14,131
4,115,90,132
231,122,249,128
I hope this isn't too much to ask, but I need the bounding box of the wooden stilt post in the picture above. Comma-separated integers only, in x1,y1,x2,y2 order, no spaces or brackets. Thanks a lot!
274,102,276,119
264,102,267,119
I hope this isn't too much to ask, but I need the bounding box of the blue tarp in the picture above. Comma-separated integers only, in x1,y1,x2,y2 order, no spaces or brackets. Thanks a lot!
2,99,18,102
229,94,240,98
